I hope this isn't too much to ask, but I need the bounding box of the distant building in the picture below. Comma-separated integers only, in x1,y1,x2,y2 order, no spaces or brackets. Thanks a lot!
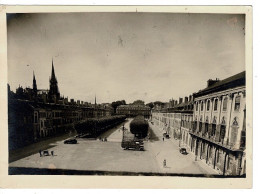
152,95,194,140
8,59,112,149
116,104,151,118
48,59,60,103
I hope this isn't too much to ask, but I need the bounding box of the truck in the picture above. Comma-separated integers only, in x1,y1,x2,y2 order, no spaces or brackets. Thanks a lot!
121,130,144,151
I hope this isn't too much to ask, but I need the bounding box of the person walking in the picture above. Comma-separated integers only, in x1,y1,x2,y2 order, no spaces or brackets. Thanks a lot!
163,137,164,141
163,159,166,168
51,151,54,156
39,150,42,157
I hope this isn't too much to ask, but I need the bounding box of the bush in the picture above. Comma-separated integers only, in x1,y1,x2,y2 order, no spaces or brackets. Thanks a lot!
130,115,148,138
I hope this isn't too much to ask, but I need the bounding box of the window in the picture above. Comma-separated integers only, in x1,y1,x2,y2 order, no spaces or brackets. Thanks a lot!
220,125,226,142
34,113,38,123
212,124,216,136
207,100,210,111
199,122,202,132
201,102,204,111
214,99,218,111
223,97,228,111
234,95,241,111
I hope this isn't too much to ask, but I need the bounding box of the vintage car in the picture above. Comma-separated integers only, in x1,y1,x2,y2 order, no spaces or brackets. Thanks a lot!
64,138,77,144
179,147,188,155
163,133,170,139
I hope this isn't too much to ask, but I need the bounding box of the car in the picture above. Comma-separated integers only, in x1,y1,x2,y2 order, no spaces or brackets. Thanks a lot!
179,148,188,155
64,138,77,144
163,133,170,139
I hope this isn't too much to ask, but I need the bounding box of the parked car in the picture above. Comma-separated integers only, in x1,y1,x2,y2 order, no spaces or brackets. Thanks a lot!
64,138,77,144
163,133,170,139
179,147,188,155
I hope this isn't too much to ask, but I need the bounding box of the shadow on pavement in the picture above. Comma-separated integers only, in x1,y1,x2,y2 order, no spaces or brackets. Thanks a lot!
8,167,246,178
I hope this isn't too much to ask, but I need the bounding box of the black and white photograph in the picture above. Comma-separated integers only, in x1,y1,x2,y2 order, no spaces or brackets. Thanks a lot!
0,5,253,189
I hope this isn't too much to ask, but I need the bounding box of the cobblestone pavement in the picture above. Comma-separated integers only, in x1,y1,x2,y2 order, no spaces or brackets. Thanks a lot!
9,119,218,175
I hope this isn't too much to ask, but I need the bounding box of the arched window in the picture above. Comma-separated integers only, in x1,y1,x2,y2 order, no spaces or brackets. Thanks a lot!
207,100,210,111
214,98,218,111
234,95,241,111
223,97,228,111
201,101,204,111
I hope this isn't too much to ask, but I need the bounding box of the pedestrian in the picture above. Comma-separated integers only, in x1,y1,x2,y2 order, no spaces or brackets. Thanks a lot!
39,150,42,157
163,159,166,168
163,137,164,141
51,151,54,156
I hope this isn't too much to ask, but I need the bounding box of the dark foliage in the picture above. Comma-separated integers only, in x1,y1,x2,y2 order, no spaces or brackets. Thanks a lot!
74,115,126,137
130,115,148,138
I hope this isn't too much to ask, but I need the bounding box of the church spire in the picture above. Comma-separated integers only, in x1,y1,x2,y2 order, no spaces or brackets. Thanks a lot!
95,94,97,108
51,58,56,82
33,71,37,91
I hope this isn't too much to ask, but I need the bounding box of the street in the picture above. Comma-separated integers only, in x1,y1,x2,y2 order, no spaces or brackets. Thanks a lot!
9,119,218,175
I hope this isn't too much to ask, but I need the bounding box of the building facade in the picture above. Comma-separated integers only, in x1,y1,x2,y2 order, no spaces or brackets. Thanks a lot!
152,96,194,141
116,104,151,119
151,71,246,176
189,71,246,176
8,59,112,150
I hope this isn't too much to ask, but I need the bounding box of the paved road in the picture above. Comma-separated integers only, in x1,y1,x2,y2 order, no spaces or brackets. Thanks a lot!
98,118,133,142
9,119,218,175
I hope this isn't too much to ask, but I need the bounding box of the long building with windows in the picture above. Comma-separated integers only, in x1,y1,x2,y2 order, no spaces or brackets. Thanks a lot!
116,104,151,118
8,60,112,150
151,71,246,176
190,71,246,176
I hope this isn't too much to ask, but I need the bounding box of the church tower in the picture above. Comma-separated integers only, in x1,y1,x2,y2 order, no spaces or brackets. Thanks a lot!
33,71,37,92
32,71,38,100
48,59,60,103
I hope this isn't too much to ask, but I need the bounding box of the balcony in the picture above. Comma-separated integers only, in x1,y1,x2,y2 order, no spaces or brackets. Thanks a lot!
188,129,242,153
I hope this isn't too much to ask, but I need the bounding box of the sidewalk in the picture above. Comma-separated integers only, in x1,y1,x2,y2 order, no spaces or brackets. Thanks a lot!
148,122,219,175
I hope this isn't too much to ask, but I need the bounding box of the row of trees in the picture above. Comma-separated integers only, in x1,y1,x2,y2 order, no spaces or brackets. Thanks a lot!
74,115,126,137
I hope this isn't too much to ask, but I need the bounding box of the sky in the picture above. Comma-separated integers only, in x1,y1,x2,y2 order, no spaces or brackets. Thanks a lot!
7,13,245,104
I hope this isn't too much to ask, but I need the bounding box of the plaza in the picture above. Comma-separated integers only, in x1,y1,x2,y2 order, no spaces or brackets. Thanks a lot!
9,119,218,175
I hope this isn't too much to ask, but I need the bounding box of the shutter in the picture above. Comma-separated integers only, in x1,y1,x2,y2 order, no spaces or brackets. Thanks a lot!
220,126,226,140
230,126,238,146
191,121,194,131
202,122,205,135
208,124,212,136
215,124,221,142
240,130,246,148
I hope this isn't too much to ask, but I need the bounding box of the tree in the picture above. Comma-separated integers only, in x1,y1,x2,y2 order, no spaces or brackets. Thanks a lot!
132,100,145,105
146,102,154,109
111,100,127,113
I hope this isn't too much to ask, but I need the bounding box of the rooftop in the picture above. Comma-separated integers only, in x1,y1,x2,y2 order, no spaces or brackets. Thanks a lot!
194,71,245,97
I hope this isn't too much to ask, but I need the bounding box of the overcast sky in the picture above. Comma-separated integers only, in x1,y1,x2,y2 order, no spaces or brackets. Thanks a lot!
7,13,245,104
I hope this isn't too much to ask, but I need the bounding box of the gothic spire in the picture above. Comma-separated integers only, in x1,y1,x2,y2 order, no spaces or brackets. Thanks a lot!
51,58,56,81
33,71,37,91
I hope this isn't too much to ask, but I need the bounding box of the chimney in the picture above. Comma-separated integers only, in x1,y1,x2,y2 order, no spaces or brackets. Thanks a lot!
207,78,220,87
179,97,183,104
189,95,194,102
185,96,188,103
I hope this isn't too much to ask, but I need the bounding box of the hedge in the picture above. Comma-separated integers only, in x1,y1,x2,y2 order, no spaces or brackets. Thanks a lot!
74,115,126,137
130,115,148,138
